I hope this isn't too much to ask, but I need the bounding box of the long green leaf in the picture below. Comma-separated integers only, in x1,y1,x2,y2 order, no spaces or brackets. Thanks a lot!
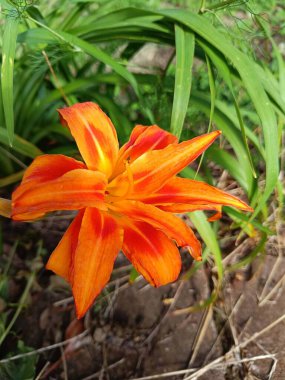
189,211,223,282
25,18,140,96
170,24,195,139
0,127,42,158
159,9,279,215
198,40,257,179
1,16,18,145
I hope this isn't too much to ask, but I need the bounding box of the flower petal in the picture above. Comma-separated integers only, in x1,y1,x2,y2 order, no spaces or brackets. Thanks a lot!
46,210,84,282
112,125,178,177
22,154,86,184
71,208,123,318
58,102,119,178
108,131,221,197
141,176,253,212
12,169,107,221
122,220,182,287
158,203,222,213
110,200,201,260
0,198,11,218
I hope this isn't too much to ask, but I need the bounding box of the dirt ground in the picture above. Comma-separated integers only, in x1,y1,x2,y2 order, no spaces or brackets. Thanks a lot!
1,214,285,380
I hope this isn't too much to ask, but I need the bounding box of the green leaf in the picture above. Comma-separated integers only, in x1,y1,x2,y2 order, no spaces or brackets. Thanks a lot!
198,40,256,179
1,16,18,145
189,211,223,282
170,24,195,139
159,9,279,215
0,127,42,158
0,171,24,187
25,19,140,96
191,92,253,194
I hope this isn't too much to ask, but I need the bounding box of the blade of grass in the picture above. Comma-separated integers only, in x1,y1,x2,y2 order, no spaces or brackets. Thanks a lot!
195,54,216,178
189,211,223,282
191,92,253,194
198,40,256,178
25,18,140,96
170,24,195,139
1,15,19,145
159,9,279,216
0,127,42,158
0,171,25,187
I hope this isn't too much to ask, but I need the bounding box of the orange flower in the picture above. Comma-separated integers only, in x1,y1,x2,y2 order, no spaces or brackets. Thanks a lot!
10,102,253,318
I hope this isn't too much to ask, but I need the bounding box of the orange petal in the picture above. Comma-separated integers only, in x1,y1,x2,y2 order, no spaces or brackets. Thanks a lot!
112,125,178,177
108,131,221,198
158,203,222,213
58,102,119,178
46,210,84,282
0,198,11,218
22,154,86,184
122,220,182,286
110,200,201,260
141,176,253,212
71,208,123,318
12,169,107,221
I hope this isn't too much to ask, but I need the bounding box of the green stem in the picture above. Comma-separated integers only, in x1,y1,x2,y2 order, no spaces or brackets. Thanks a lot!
199,0,207,13
26,16,77,49
207,0,243,11
0,271,35,346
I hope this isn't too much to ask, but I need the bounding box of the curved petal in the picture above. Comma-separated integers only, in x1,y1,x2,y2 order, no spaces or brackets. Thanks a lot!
108,131,221,198
121,220,182,287
71,208,123,318
22,154,86,184
158,202,222,214
140,176,253,212
112,125,178,177
12,169,107,221
58,102,119,178
46,210,84,282
110,200,201,260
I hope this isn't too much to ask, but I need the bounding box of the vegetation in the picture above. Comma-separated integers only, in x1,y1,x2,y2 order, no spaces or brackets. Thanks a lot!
0,0,284,378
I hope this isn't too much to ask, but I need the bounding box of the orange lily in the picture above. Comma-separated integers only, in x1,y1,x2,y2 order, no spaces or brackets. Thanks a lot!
8,102,253,318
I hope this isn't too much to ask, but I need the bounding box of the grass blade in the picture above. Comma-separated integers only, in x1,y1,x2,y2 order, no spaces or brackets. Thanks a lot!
189,211,223,282
159,9,279,215
0,127,42,158
1,15,18,145
170,24,195,139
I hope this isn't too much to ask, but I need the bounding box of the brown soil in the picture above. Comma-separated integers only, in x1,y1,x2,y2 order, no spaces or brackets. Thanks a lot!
1,216,285,380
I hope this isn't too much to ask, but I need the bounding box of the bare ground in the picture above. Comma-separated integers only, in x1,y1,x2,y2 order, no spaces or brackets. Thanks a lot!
1,215,285,380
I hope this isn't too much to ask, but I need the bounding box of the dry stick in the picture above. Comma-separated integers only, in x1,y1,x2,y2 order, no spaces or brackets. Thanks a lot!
259,255,283,302
34,362,51,380
225,293,244,377
202,294,245,365
186,306,214,369
183,312,285,380
251,340,277,380
221,238,253,268
144,281,186,345
81,358,125,380
136,281,186,371
131,355,274,380
0,330,90,364
259,209,285,303
259,273,285,307
60,346,68,380
42,50,71,106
